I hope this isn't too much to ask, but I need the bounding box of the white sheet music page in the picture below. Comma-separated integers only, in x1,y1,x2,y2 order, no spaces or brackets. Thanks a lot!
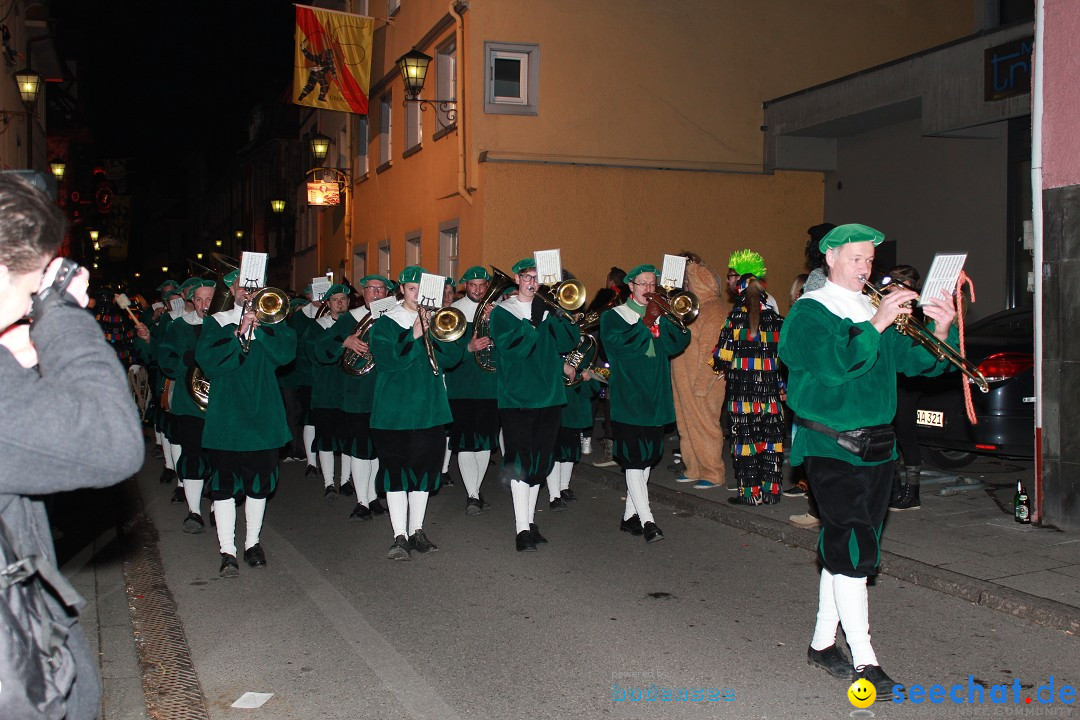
169,297,185,315
239,252,268,288
417,273,446,308
310,278,332,300
368,296,398,318
919,253,967,307
660,254,688,289
534,249,562,286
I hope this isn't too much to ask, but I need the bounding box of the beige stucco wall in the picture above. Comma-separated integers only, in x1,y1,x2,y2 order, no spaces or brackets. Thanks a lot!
479,163,822,314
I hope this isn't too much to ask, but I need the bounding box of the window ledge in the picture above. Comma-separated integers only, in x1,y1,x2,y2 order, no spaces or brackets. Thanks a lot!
402,144,423,159
376,160,393,174
433,123,458,142
357,171,370,184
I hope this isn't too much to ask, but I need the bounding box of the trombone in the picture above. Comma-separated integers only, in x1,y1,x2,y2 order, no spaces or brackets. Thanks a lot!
644,287,699,333
237,286,291,353
417,303,467,376
861,276,989,393
536,278,587,322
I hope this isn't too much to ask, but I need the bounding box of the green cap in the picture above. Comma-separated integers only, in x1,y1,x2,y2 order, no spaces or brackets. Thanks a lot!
445,276,456,286
625,264,658,283
819,223,885,253
183,278,217,299
727,249,766,279
289,297,309,309
459,266,491,283
359,274,394,291
223,270,240,287
398,266,426,284
177,277,201,297
322,283,349,301
162,288,182,300
511,258,536,275
156,279,180,292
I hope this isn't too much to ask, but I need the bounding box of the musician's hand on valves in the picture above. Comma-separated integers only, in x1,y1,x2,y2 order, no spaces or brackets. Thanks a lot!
563,362,576,382
239,310,258,337
343,335,367,354
870,287,918,333
920,289,958,341
468,334,492,353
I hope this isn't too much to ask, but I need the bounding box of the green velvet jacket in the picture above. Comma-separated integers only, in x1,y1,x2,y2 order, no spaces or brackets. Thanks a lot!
157,314,204,418
314,308,377,414
489,299,579,410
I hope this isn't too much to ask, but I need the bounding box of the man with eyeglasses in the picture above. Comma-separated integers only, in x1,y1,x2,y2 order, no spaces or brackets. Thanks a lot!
315,274,394,521
601,264,690,543
489,258,580,551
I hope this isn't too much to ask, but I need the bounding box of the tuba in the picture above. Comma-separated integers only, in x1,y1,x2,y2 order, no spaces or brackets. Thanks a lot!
471,267,516,372
340,314,377,376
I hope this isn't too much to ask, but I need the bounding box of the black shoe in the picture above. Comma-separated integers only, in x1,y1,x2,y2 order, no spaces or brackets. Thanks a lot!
889,484,921,511
324,485,338,502
443,475,456,487
561,488,577,502
856,664,897,701
516,530,537,552
529,523,548,544
550,496,568,512
410,529,438,553
349,503,372,522
620,515,644,535
339,481,355,497
782,481,809,498
243,543,267,567
159,468,176,484
465,497,483,516
642,521,665,543
478,493,491,510
219,553,239,578
170,486,184,504
807,645,856,681
369,498,386,515
305,464,318,480
182,512,205,534
387,535,412,561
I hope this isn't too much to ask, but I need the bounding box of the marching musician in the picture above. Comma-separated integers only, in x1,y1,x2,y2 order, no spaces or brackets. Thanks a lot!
445,266,499,515
134,281,183,487
547,345,602,511
778,224,958,698
196,269,296,578
370,266,464,560
489,258,580,552
308,285,355,500
600,263,690,544
158,278,217,533
286,284,323,478
314,274,393,521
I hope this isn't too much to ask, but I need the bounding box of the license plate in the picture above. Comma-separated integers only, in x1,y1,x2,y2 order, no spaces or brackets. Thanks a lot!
917,409,944,428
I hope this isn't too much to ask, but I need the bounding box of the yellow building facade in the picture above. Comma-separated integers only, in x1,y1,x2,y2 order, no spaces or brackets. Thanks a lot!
340,0,973,312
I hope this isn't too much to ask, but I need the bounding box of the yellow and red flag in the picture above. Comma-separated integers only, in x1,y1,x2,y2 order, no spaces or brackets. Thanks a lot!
294,4,374,114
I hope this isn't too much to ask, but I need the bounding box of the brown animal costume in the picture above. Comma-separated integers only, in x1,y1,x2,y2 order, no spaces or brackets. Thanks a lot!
670,261,728,486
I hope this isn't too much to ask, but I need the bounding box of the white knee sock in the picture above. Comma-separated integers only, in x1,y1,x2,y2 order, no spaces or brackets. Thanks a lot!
498,430,505,457
458,451,480,499
214,499,237,556
303,425,316,465
810,567,840,650
546,466,561,502
528,483,540,525
351,458,372,505
342,455,354,485
834,574,877,668
408,491,429,535
162,439,175,470
625,469,654,524
559,461,573,491
183,479,204,515
170,443,183,476
244,497,267,551
368,459,379,504
442,437,452,474
474,450,490,494
623,494,636,521
386,491,408,538
318,451,335,488
511,479,530,533
155,430,164,447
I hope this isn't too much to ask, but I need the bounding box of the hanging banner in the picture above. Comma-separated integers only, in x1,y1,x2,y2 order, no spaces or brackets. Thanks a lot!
294,4,374,114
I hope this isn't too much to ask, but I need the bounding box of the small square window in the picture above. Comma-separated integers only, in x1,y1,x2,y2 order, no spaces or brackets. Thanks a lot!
435,40,457,131
405,100,422,153
379,94,392,169
438,223,459,280
484,42,539,116
378,241,391,277
405,232,421,266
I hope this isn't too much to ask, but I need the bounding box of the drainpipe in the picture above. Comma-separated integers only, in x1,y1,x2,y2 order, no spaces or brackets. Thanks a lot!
449,1,473,205
1031,0,1045,522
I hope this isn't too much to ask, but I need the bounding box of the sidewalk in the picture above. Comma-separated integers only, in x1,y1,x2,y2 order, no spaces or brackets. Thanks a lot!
578,434,1080,636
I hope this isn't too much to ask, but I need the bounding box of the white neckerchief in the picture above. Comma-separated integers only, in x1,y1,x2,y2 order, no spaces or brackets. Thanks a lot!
497,296,546,323
453,296,479,323
211,305,243,327
316,314,335,329
385,302,418,329
168,308,184,321
182,310,203,326
349,306,371,321
613,303,641,325
800,280,874,323
302,302,320,319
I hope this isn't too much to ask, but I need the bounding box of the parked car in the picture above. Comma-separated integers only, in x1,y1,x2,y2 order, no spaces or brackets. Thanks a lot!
911,307,1034,469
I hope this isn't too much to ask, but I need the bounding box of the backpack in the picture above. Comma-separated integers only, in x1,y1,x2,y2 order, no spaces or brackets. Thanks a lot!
0,514,81,720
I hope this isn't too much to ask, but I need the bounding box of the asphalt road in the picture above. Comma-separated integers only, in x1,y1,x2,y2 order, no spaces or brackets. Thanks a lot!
128,456,1079,720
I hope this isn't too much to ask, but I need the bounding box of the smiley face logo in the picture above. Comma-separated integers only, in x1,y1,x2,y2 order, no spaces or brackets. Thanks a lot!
847,678,876,708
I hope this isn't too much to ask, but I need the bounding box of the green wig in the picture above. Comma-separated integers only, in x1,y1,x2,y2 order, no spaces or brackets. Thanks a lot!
727,249,766,279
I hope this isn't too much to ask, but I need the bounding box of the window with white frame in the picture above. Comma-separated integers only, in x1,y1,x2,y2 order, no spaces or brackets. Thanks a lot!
356,115,369,176
378,240,391,277
435,39,457,131
405,232,421,267
484,42,539,115
379,94,392,167
353,249,367,284
438,223,459,280
405,99,422,153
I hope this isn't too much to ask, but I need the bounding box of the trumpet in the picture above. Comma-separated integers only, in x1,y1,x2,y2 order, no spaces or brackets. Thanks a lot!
238,286,290,353
861,277,989,393
418,305,467,376
340,314,377,376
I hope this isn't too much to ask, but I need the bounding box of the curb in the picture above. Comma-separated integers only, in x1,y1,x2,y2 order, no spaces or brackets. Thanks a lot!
579,465,1080,637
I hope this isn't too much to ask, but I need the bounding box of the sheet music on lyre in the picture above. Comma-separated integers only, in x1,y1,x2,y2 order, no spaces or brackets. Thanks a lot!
239,252,268,289
660,254,688,290
918,253,967,307
534,249,562,286
310,277,331,300
418,273,446,308
368,296,398,318
168,296,185,315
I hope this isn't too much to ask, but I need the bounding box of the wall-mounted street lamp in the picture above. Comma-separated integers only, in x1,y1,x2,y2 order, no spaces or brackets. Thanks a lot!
161,266,169,273
235,229,245,241
49,159,66,181
89,229,99,242
215,239,223,247
310,132,332,162
270,199,286,214
15,68,42,104
395,48,456,126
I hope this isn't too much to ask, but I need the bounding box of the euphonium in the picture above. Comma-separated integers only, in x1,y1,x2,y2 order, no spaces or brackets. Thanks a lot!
861,276,989,393
238,287,290,352
577,293,623,333
473,267,516,372
187,366,210,411
340,314,377,376
563,334,597,387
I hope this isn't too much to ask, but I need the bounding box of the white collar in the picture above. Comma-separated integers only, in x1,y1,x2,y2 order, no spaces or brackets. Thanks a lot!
497,296,543,323
453,296,479,322
211,305,243,326
349,306,371,321
182,310,203,326
384,302,418,329
302,303,320,319
800,280,874,323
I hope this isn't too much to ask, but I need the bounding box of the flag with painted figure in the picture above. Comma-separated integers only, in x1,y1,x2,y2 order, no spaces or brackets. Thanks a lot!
294,4,374,114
